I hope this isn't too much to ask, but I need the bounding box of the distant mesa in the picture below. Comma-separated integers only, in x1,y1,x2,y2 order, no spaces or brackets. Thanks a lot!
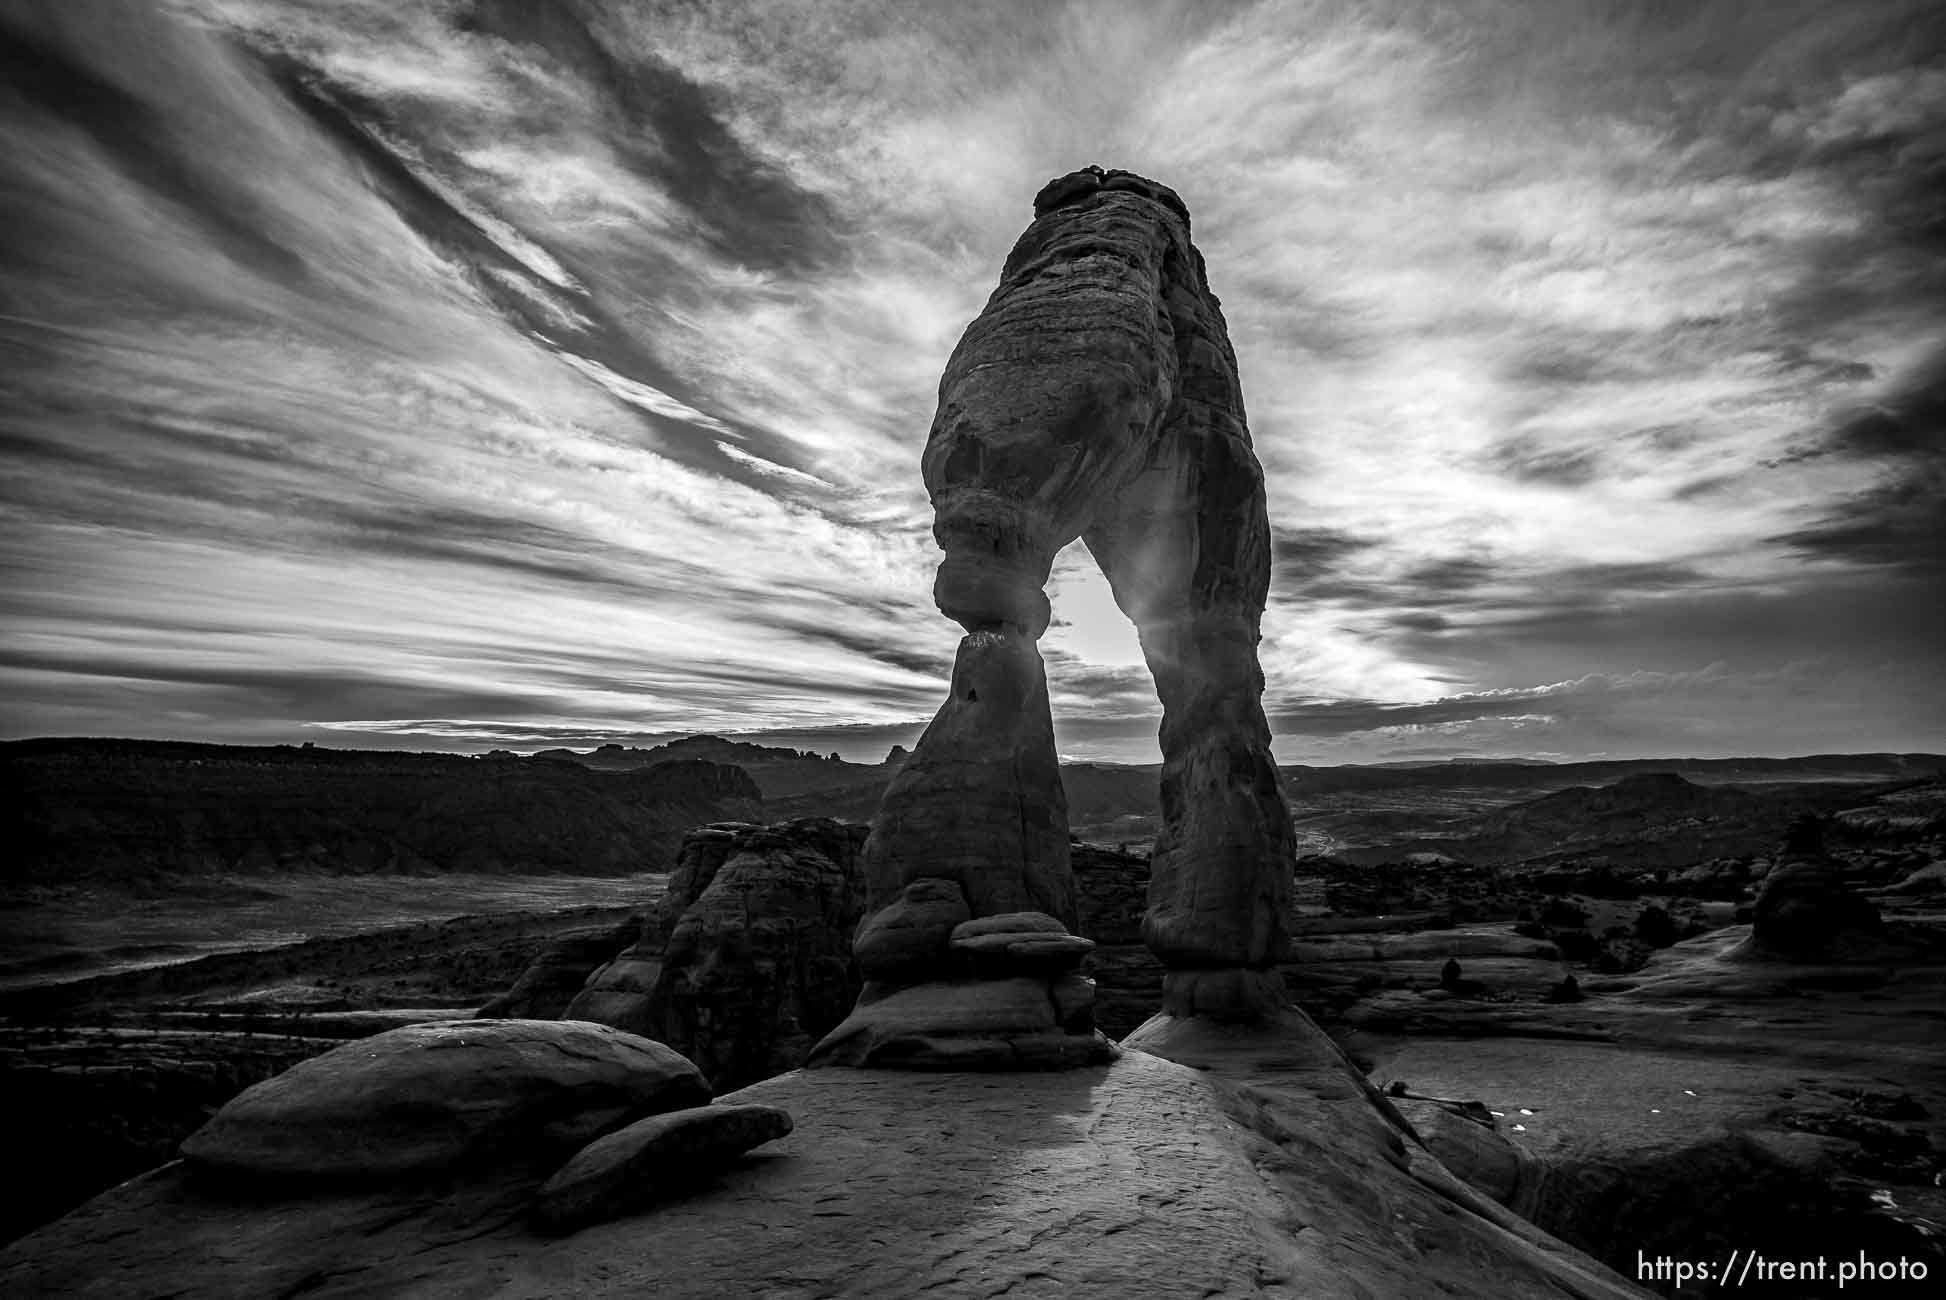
2,739,761,884
535,735,848,768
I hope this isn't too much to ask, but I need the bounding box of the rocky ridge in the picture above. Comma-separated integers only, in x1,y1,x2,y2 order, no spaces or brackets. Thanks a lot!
4,739,762,884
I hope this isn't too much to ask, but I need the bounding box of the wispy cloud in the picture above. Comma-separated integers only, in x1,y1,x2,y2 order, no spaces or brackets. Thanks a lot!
1,0,1941,763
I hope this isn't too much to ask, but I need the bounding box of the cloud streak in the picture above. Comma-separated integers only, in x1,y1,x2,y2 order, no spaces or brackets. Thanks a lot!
1,0,1941,763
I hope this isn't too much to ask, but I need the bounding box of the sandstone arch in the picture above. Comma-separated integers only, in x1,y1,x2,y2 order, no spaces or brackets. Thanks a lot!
831,167,1298,1045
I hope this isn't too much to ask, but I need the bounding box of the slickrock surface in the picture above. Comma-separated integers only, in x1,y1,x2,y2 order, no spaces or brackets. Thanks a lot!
178,1019,709,1178
2,1046,1648,1299
1391,1097,1528,1205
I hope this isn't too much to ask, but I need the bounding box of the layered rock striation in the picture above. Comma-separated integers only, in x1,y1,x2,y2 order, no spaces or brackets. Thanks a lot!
815,166,1297,1062
561,820,869,1089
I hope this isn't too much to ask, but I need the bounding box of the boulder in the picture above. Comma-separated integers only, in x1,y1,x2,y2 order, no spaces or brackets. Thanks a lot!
852,877,970,983
178,1019,708,1179
1884,860,1946,895
534,1104,794,1231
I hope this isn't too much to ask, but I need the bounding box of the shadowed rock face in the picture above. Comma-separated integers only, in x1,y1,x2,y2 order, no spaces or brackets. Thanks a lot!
564,820,870,1089
642,823,870,1089
846,166,1295,1041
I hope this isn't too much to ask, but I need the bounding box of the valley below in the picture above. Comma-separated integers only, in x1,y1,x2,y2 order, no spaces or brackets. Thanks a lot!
4,737,1945,1295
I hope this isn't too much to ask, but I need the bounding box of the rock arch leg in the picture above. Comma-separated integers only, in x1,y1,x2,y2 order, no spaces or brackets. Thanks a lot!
1084,364,1296,1022
856,628,1076,928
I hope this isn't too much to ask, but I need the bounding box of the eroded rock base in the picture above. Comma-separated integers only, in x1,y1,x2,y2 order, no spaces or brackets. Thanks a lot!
806,975,1118,1070
810,904,1117,1070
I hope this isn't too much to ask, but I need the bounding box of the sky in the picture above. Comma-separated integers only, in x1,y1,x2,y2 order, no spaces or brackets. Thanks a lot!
1,0,1942,765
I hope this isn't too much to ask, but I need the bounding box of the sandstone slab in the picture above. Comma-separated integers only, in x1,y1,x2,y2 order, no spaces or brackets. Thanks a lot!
951,930,1095,977
806,977,1115,1070
178,1019,709,1179
534,1104,793,1231
953,912,1069,938
949,911,1094,977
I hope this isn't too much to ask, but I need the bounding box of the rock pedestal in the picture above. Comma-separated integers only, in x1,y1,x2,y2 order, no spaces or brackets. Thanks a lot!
808,902,1116,1069
814,165,1298,1064
859,631,1075,927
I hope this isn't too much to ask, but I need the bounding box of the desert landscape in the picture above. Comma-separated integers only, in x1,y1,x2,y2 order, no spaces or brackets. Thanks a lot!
5,2,1945,1297
5,733,1943,1295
